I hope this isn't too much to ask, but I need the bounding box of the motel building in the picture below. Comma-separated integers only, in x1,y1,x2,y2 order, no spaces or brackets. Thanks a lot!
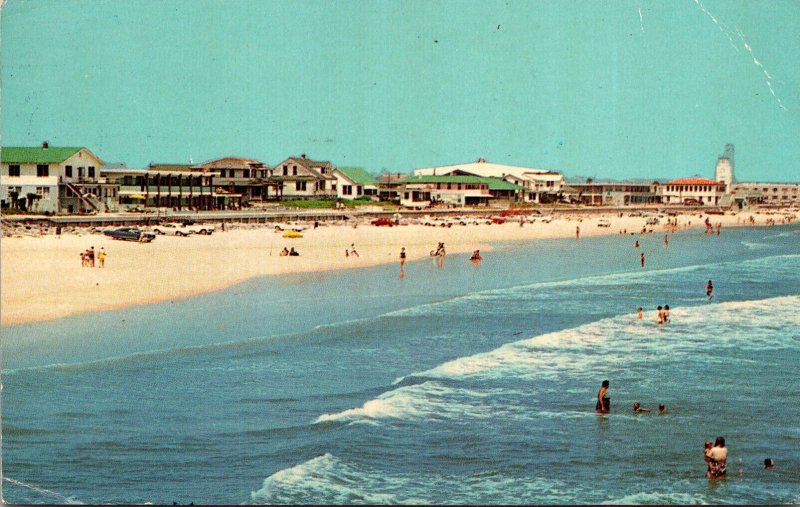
102,165,220,211
412,158,564,203
398,175,521,208
1,143,114,214
659,178,726,206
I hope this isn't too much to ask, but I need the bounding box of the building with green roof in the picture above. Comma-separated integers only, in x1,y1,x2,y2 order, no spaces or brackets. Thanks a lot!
1,143,114,213
397,174,522,208
333,166,379,199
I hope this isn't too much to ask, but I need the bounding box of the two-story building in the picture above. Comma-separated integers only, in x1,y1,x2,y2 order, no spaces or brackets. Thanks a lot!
566,181,661,206
398,175,521,208
412,158,564,203
332,167,379,200
731,182,800,205
103,164,218,210
660,178,726,206
1,143,114,213
195,157,281,205
272,154,337,199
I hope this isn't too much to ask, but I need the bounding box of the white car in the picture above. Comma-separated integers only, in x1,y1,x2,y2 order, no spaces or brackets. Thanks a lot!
152,222,215,236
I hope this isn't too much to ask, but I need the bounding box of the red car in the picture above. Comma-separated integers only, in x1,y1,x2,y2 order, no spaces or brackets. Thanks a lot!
371,218,394,227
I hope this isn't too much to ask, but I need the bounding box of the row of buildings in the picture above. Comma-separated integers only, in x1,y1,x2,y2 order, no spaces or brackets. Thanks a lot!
1,143,797,214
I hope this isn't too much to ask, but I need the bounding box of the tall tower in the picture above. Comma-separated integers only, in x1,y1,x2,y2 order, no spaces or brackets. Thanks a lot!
715,144,735,194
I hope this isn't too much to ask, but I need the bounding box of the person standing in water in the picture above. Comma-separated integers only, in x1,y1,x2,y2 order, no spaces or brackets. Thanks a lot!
596,380,610,414
637,307,643,320
399,247,406,267
706,280,714,299
640,252,645,269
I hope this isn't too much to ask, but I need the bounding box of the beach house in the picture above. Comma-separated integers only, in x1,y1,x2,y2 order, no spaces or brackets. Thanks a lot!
272,154,337,199
332,167,379,200
196,157,282,205
1,143,115,213
412,158,564,203
397,175,522,208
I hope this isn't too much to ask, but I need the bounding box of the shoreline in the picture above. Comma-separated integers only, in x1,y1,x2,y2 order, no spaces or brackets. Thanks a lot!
0,210,790,327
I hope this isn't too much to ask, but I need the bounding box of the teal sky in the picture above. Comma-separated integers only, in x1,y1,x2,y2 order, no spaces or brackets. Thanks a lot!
2,0,798,181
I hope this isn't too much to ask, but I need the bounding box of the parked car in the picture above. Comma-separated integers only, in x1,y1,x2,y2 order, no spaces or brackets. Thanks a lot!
628,211,644,217
540,216,554,223
371,218,394,227
597,219,612,227
152,222,214,236
103,227,156,242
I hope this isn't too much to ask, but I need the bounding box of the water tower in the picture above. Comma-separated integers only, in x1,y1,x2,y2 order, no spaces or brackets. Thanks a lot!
715,144,735,193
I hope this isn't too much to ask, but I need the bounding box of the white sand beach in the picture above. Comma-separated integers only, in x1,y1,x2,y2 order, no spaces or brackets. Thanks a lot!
0,211,774,326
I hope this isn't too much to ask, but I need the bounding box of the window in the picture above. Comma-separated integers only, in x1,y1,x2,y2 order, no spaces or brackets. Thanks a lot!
296,181,307,191
8,165,20,177
319,181,325,190
292,165,298,176
219,169,226,178
37,164,49,177
283,165,288,176
36,186,50,198
65,165,72,177
343,185,352,195
88,166,95,178
243,169,250,178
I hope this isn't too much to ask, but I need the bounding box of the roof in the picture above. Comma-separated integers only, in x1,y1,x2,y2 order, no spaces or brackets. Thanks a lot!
336,167,379,185
196,157,268,169
149,164,196,172
400,175,523,191
2,147,83,164
413,160,559,180
281,156,332,169
667,178,724,186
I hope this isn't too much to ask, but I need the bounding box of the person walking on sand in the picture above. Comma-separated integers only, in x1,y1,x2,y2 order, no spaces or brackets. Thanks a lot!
98,247,107,268
89,246,96,267
350,243,359,257
706,280,714,299
399,247,406,267
640,252,645,269
596,380,610,414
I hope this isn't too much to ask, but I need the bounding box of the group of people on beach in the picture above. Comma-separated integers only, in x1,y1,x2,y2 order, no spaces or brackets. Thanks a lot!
279,247,299,256
79,246,106,267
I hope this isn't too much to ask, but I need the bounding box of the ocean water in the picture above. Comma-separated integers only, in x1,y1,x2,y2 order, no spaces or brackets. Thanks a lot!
2,224,799,504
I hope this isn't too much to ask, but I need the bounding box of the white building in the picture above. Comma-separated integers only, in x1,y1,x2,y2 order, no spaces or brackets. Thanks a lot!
660,178,726,206
732,182,800,205
1,143,108,213
412,158,564,203
332,167,379,200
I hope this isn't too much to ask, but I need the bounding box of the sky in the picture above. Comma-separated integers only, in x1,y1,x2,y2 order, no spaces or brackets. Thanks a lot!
1,0,799,182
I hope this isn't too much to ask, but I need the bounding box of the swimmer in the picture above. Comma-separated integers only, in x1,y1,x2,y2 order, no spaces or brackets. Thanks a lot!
764,458,774,469
596,380,610,414
663,304,670,324
658,404,666,414
633,402,650,414
656,305,664,325
706,280,714,299
637,307,643,320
